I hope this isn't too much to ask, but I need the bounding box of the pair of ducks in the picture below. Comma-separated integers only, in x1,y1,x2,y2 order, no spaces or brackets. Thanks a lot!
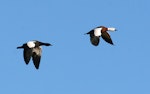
17,26,117,69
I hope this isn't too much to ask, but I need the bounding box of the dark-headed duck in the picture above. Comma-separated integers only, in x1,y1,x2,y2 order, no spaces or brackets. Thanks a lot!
17,40,52,69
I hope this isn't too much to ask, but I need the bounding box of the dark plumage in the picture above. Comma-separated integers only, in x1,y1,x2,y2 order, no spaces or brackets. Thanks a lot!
86,26,116,46
86,30,100,46
17,40,52,69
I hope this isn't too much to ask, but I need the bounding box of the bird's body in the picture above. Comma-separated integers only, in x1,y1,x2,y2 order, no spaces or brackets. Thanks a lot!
86,26,116,46
17,40,51,69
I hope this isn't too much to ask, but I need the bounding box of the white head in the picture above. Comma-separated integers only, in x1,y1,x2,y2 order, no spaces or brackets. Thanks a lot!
107,27,117,31
27,41,36,48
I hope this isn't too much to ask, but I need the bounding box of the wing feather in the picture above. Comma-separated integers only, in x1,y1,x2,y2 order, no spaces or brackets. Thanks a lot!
87,30,100,46
32,47,42,69
23,48,32,64
90,36,100,46
101,32,113,45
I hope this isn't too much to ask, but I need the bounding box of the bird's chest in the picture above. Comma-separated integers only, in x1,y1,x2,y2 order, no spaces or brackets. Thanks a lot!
32,47,42,56
94,28,102,36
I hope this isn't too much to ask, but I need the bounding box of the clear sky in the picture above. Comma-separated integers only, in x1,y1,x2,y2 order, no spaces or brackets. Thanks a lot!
0,0,150,94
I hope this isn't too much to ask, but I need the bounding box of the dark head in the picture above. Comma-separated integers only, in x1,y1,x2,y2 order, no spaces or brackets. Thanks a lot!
17,44,26,49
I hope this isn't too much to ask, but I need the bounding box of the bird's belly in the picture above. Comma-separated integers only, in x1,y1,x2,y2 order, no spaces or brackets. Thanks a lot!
32,47,42,56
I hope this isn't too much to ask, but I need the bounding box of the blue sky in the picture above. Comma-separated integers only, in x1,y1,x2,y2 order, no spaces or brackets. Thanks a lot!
0,0,150,94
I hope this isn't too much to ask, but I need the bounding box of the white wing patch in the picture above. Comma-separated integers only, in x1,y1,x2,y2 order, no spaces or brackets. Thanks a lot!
27,41,35,48
94,28,102,36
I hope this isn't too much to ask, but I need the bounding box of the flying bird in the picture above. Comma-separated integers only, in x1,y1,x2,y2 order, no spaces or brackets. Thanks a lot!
86,26,116,46
17,40,52,69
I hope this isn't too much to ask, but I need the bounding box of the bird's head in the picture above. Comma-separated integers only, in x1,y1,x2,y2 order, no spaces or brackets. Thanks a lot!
107,27,117,31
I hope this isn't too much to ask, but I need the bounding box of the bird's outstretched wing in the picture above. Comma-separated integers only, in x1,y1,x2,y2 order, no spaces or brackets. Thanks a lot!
101,32,113,45
86,30,100,46
90,35,100,46
23,48,32,64
32,47,41,69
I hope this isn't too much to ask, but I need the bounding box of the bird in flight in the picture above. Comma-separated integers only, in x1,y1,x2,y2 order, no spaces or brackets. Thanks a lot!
86,26,117,46
17,40,52,69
